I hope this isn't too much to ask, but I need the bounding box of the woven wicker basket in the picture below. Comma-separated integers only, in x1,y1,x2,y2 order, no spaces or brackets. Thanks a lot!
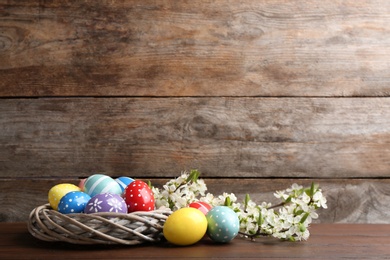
28,204,172,245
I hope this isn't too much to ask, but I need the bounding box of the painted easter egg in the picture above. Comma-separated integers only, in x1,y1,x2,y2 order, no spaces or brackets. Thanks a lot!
189,201,212,215
48,183,81,210
123,180,155,212
84,193,127,214
115,176,134,192
78,178,87,191
206,206,240,243
163,207,207,246
58,191,91,214
84,174,122,197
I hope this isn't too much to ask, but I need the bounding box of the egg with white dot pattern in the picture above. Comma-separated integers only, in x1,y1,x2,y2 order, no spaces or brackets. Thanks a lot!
58,191,91,214
123,180,155,212
48,183,81,210
206,206,240,243
84,174,122,197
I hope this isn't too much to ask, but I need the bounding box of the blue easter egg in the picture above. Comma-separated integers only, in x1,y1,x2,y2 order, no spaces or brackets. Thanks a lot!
115,176,135,192
206,206,240,243
58,191,91,214
84,174,122,197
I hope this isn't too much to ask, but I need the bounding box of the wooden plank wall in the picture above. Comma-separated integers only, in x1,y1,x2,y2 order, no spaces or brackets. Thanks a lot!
1,0,390,223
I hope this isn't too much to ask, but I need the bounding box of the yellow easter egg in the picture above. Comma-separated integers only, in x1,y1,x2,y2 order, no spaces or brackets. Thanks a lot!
48,183,80,210
163,207,207,246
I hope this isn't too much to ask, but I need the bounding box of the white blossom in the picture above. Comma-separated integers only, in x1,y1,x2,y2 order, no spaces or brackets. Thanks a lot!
152,170,327,242
313,190,328,209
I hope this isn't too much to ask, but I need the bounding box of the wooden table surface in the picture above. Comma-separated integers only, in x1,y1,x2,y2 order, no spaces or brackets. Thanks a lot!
1,223,390,259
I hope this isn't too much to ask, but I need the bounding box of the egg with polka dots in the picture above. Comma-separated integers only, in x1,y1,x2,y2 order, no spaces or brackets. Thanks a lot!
58,191,91,214
206,206,240,243
123,180,155,213
48,183,81,210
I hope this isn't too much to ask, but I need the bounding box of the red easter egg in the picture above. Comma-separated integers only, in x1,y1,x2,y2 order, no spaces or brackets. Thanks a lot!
189,201,212,215
123,180,155,212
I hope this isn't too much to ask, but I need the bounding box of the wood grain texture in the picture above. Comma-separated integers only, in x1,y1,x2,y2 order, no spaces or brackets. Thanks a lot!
1,0,390,96
1,1,390,225
1,97,389,179
1,178,390,223
2,223,390,259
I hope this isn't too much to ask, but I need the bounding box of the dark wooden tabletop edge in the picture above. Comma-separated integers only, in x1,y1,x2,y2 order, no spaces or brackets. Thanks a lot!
2,222,390,259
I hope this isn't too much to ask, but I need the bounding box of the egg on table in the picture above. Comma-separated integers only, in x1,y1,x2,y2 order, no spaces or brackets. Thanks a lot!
206,206,240,243
163,207,207,246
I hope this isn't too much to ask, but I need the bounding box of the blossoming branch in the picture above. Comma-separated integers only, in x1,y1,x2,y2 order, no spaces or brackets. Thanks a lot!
152,170,327,242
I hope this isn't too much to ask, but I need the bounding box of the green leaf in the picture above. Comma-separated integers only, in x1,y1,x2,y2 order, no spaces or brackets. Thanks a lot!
224,196,232,206
257,207,263,226
296,188,304,197
300,212,310,224
168,198,175,210
244,194,250,211
187,169,200,183
299,223,307,232
310,182,315,197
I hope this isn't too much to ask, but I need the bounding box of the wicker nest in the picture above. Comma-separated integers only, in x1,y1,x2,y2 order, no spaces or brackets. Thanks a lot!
28,204,172,245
